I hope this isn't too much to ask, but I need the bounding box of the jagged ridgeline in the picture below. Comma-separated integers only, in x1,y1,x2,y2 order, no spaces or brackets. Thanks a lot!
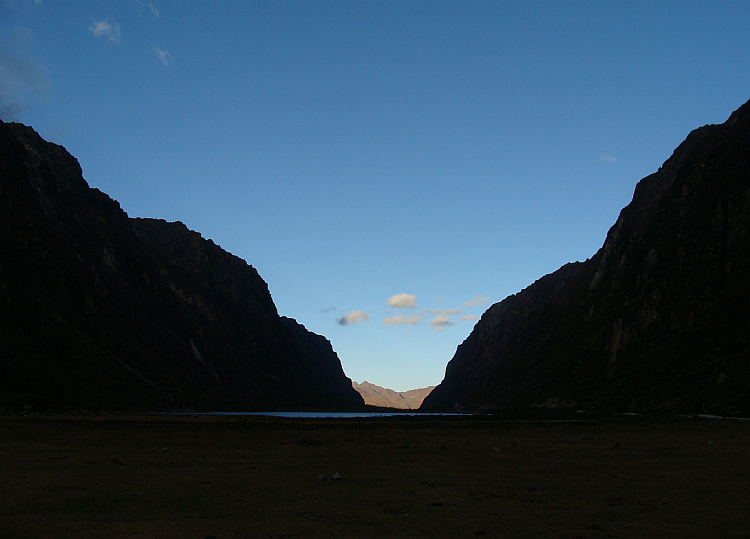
422,99,750,415
0,121,364,412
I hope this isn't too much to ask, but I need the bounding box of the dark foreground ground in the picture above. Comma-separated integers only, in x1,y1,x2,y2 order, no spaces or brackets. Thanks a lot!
1,414,748,538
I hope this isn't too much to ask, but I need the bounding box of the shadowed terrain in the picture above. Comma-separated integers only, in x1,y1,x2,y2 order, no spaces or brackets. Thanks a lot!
1,415,748,538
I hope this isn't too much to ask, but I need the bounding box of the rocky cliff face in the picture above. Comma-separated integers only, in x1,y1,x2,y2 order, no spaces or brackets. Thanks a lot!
0,120,364,412
422,100,750,415
280,317,364,409
352,381,435,409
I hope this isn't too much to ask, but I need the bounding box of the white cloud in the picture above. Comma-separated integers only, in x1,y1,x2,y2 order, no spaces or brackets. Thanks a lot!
337,310,369,326
383,314,422,326
148,3,159,18
463,294,489,308
386,293,417,309
90,19,121,44
426,307,463,330
428,308,461,316
460,314,479,321
429,314,455,329
155,47,172,66
599,155,619,163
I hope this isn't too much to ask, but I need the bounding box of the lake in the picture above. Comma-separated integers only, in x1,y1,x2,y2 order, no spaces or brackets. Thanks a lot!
175,411,464,418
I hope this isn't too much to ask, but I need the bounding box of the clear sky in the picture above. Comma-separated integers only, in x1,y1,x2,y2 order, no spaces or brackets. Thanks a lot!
2,1,748,392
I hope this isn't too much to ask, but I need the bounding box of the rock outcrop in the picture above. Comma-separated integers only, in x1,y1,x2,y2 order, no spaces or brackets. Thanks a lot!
281,317,364,409
422,100,750,415
0,120,364,412
352,381,435,409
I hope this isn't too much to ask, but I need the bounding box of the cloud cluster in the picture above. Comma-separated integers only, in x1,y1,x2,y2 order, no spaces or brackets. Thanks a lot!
427,308,462,330
88,5,171,67
386,293,417,309
90,19,121,44
337,310,369,326
334,293,487,331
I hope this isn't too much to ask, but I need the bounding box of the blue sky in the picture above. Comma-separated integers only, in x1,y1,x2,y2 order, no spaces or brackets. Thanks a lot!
2,1,748,392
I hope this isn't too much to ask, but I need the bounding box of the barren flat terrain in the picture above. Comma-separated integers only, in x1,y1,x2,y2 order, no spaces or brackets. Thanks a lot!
2,415,748,538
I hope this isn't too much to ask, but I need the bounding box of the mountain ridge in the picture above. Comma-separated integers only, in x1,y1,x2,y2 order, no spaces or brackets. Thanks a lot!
422,99,750,415
0,120,364,412
352,381,435,409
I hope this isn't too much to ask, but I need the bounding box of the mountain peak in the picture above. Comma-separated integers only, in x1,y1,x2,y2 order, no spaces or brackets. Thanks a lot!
0,120,363,412
422,99,750,415
353,381,435,409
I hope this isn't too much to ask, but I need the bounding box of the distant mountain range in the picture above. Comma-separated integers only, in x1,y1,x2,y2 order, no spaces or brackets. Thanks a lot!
422,99,750,415
0,121,364,412
352,381,435,409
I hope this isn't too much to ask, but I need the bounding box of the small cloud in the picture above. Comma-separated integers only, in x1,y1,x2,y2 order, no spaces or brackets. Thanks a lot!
429,314,455,329
90,19,121,44
463,294,489,308
155,47,172,66
386,293,417,309
599,155,619,163
460,314,479,321
136,1,159,18
320,307,337,314
428,308,461,316
383,314,422,326
427,308,463,330
337,310,369,326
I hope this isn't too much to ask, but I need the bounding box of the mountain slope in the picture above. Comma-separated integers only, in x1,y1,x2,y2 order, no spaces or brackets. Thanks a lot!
352,381,435,409
0,120,364,412
422,100,750,415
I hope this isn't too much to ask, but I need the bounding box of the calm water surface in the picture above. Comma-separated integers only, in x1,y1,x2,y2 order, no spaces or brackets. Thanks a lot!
180,412,465,418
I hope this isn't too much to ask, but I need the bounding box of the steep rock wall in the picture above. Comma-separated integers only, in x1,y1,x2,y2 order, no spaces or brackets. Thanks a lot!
0,121,362,412
422,100,750,414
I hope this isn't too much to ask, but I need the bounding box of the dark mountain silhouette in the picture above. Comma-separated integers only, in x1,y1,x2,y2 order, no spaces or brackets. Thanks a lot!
422,100,750,415
0,120,364,412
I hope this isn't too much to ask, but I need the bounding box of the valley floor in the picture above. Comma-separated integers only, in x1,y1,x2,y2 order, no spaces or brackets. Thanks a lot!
1,415,748,538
